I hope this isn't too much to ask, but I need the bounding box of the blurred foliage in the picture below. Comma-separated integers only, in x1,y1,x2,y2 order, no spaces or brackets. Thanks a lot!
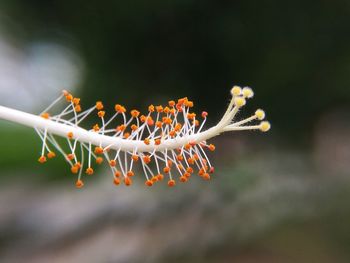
0,124,36,167
1,0,350,137
0,123,76,181
0,2,350,262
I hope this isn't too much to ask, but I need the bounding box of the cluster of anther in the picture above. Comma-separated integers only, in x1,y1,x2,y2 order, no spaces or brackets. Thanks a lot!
36,85,270,189
37,90,218,188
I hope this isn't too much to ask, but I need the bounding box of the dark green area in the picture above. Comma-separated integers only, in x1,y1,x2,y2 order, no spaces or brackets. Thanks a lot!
1,0,349,136
0,1,349,262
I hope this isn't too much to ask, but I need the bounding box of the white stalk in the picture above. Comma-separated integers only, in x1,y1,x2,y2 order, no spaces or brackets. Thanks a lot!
0,105,222,152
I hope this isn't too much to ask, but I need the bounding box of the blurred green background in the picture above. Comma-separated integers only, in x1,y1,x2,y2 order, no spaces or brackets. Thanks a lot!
0,1,350,262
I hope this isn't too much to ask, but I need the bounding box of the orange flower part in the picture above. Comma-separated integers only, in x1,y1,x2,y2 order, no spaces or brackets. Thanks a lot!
75,180,84,188
96,101,104,110
38,156,47,163
86,167,94,175
168,179,176,187
96,157,103,164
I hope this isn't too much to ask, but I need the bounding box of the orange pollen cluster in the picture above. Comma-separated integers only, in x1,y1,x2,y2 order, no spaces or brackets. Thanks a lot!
37,90,219,189
115,104,126,113
47,151,56,159
67,132,74,139
94,146,104,154
98,111,105,118
41,112,50,119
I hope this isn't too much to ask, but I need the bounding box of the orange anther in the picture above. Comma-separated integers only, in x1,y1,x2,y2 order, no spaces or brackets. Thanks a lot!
177,155,183,161
163,167,170,173
115,104,125,113
184,172,191,178
127,171,134,177
120,106,126,113
157,174,164,181
96,157,103,164
123,132,130,138
116,124,126,132
109,160,116,167
114,104,122,112
169,108,175,115
167,160,173,167
186,167,194,174
71,166,79,174
93,124,100,131
177,164,184,170
132,155,139,162
41,112,50,119
94,146,104,154
67,132,74,139
143,155,151,164
185,143,191,150
155,138,161,145
151,176,158,183
147,117,154,126
201,111,208,118
193,154,199,161
176,103,182,111
113,178,120,185
169,130,176,137
168,100,175,107
86,167,94,175
177,98,185,105
115,171,121,177
75,179,84,188
194,120,199,126
96,101,104,110
38,156,47,163
180,176,188,182
47,151,56,159
98,111,105,118
148,104,155,112
62,90,69,96
202,173,210,180
130,109,140,118
163,107,170,114
187,113,196,120
65,94,73,102
67,154,75,161
139,115,146,122
198,168,205,176
73,97,80,105
185,100,194,107
163,117,172,125
156,121,163,128
168,179,176,187
74,105,82,112
144,138,150,145
156,105,163,112
131,124,138,131
124,176,132,186
145,180,153,186
208,144,216,151
75,162,82,168
174,123,182,131
187,157,195,165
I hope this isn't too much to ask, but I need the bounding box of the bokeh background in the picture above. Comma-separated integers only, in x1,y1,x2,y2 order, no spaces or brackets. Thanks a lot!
0,1,350,262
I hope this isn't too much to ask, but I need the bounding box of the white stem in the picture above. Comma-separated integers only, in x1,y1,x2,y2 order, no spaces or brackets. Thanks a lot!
0,105,222,152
